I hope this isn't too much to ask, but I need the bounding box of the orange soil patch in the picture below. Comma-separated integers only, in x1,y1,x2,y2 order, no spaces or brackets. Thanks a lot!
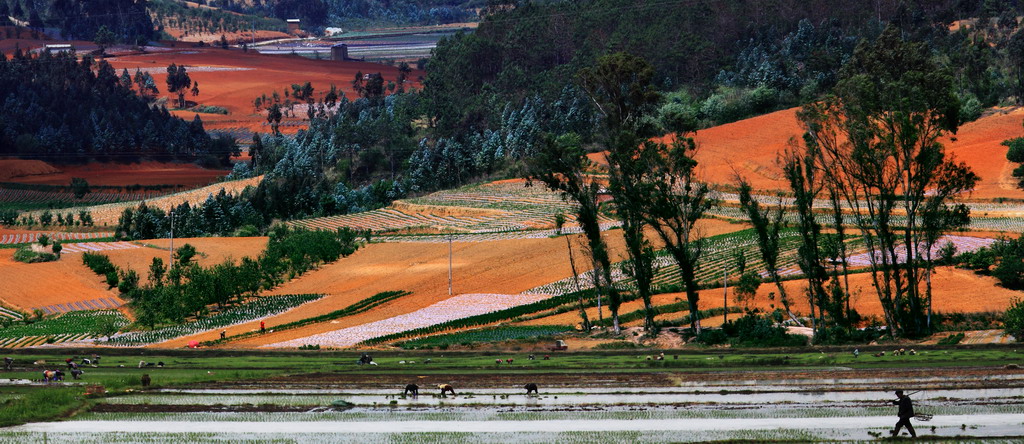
690,106,1024,199
0,159,60,180
941,108,1024,199
154,218,747,348
106,48,422,135
0,249,121,313
3,161,229,187
105,237,268,286
525,266,1022,327
158,233,639,348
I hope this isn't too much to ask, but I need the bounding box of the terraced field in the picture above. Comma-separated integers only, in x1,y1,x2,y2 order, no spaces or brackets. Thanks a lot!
26,176,263,226
291,181,616,235
0,232,114,245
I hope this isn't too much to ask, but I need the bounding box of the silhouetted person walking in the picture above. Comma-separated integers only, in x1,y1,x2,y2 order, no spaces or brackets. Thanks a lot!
891,390,916,438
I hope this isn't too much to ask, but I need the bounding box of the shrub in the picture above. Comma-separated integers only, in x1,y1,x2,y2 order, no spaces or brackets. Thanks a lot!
83,253,117,276
719,313,808,347
695,328,729,345
13,247,57,263
1005,297,1024,341
938,332,966,345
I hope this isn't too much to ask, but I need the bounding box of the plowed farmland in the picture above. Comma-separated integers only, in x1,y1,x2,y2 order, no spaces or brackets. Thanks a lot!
105,48,422,136
0,160,230,187
690,107,1024,199
0,248,122,314
521,266,1019,327
106,237,267,285
158,218,748,348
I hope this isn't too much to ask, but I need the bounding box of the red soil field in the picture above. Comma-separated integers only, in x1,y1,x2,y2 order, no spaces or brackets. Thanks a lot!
691,107,1024,200
157,218,748,348
0,160,229,187
523,266,1021,328
106,237,268,286
0,248,122,313
106,48,423,136
0,160,60,180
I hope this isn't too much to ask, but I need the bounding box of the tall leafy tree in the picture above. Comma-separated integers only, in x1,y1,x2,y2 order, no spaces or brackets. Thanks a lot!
801,27,977,337
736,178,800,325
527,133,613,326
578,52,662,333
166,64,192,108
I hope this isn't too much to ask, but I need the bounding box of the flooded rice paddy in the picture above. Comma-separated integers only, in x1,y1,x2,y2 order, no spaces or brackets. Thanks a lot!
2,371,1024,442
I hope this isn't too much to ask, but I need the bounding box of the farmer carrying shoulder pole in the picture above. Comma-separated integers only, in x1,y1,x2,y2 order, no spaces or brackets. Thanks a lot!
891,390,917,438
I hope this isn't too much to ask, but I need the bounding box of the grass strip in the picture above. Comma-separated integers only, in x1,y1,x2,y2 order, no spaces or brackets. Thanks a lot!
0,387,89,427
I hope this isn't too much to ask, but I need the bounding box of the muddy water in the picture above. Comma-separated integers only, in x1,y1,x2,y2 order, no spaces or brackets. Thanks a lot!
137,386,1024,407
11,413,1024,437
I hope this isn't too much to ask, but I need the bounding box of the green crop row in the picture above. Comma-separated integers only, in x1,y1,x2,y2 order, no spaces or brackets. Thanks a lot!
204,291,410,346
398,325,573,349
106,294,323,346
0,311,127,338
362,292,581,345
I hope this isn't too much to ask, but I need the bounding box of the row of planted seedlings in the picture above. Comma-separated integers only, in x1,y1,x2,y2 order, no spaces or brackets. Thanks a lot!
106,294,324,346
396,325,574,349
202,291,410,346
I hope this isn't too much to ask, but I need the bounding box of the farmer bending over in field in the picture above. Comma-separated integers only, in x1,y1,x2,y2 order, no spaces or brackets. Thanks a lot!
3,357,12,370
404,384,419,397
890,390,917,438
438,384,456,396
524,383,538,395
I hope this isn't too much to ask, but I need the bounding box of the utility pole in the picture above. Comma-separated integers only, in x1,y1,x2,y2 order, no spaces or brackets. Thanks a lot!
168,211,175,268
723,267,728,324
447,234,453,296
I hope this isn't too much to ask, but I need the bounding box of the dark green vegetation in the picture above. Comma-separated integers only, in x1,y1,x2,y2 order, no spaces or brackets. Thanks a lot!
1006,297,1024,339
0,51,229,164
399,325,573,349
86,226,360,328
425,0,1018,138
956,236,1024,291
4,0,154,43
0,311,127,339
12,245,58,263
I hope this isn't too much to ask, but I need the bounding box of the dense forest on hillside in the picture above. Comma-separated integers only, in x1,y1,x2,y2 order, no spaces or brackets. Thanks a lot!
0,51,227,164
104,0,1024,241
425,0,1022,135
3,0,154,43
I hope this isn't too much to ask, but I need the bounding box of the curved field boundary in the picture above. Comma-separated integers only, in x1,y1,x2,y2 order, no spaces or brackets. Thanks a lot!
0,232,114,245
375,222,622,243
265,293,550,348
58,242,141,254
25,176,263,226
291,180,616,234
0,306,23,320
33,297,124,316
0,188,168,205
0,333,97,348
